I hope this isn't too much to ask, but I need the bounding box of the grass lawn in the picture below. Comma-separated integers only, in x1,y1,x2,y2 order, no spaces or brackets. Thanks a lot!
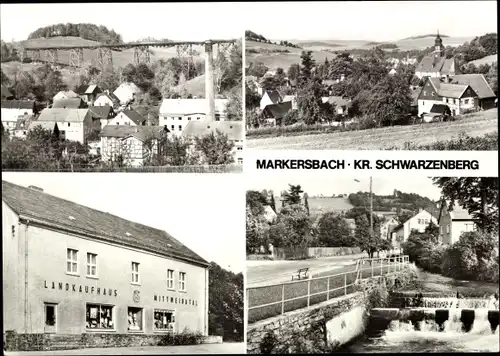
247,260,406,323
246,110,498,150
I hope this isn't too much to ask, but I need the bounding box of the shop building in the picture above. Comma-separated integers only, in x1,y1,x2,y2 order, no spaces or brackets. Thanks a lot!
2,181,210,350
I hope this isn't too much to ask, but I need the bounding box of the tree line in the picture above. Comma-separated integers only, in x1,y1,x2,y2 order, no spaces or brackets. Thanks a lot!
27,23,123,45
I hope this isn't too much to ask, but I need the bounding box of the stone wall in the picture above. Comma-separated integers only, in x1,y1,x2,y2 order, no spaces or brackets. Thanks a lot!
4,331,222,351
247,270,416,354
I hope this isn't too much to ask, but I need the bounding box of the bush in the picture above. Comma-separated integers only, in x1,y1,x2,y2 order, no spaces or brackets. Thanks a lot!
396,132,498,151
158,328,204,346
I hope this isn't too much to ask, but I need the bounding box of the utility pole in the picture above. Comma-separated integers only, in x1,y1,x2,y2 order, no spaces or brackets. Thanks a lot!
204,40,215,122
369,176,374,258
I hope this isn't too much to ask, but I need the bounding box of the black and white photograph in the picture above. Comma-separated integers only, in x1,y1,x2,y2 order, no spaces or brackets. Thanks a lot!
245,175,499,353
1,3,243,173
2,173,244,354
245,1,497,150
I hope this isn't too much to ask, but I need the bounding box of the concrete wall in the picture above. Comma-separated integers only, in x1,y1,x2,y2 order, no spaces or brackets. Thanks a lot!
272,247,362,260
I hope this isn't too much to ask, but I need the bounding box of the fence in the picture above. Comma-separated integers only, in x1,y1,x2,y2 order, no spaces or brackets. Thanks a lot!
247,255,410,323
2,164,243,173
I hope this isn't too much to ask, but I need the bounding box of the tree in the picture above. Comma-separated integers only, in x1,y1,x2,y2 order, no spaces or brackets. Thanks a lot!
195,130,235,165
122,64,137,82
298,51,315,88
287,64,300,81
354,214,384,258
224,87,242,121
1,68,10,85
317,212,354,247
282,184,303,206
296,78,329,124
270,193,277,213
246,190,269,216
247,62,268,78
304,193,310,216
272,204,311,247
245,82,261,110
396,211,414,225
161,135,191,166
432,177,499,232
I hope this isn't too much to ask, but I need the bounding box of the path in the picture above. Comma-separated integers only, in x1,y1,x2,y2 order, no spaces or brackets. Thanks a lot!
4,342,244,355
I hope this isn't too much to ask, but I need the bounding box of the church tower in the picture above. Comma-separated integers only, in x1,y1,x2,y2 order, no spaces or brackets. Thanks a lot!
433,30,445,57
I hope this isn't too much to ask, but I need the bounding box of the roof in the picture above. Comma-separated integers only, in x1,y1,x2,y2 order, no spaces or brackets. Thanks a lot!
121,109,146,125
29,121,57,131
430,104,451,114
37,108,90,123
263,90,282,104
15,116,33,131
159,98,228,115
100,125,167,142
89,105,112,120
1,85,14,100
416,55,457,74
75,84,88,95
262,101,292,119
85,84,100,94
321,96,352,107
52,98,85,109
450,74,496,99
54,90,79,99
182,121,243,141
282,95,296,103
323,79,336,86
96,92,120,104
114,82,141,95
2,180,208,267
438,83,469,98
1,100,35,110
448,205,474,220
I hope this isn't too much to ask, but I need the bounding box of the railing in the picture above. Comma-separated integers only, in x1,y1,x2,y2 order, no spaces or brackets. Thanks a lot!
247,255,410,324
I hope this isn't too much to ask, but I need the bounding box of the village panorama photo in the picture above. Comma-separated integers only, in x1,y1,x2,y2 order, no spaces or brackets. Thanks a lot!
1,3,243,172
245,174,499,353
244,1,497,150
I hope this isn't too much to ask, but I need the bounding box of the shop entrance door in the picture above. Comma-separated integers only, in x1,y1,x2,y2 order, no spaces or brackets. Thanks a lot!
44,303,57,333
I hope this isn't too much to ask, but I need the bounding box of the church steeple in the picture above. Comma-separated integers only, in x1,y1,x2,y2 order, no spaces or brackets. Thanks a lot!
434,29,445,57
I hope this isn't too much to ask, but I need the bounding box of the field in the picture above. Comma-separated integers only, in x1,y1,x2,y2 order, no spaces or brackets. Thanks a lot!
470,54,498,66
246,110,498,150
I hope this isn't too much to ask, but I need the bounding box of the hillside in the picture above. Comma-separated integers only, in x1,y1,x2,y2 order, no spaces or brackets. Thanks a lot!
400,34,450,40
470,54,498,66
174,73,206,98
274,196,354,217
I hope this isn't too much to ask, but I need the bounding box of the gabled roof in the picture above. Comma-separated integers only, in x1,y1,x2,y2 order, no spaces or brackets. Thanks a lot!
29,121,58,131
262,101,292,119
416,55,457,74
1,100,35,110
450,74,496,99
437,83,470,99
430,103,451,114
182,121,243,141
263,90,282,104
1,85,14,100
282,95,297,103
52,98,86,109
321,96,352,107
159,98,228,115
100,125,167,142
114,82,141,95
85,84,101,95
120,109,146,125
2,180,208,267
95,92,120,104
54,90,79,99
37,108,90,123
89,105,113,120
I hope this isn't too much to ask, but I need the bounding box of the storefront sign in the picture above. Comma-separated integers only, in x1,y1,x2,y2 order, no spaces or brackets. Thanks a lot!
153,293,197,306
44,280,118,297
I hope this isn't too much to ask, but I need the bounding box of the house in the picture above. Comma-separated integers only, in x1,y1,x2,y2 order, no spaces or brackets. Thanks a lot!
158,98,229,135
389,68,397,76
1,100,37,134
393,209,438,245
1,85,14,100
321,96,352,115
282,94,298,110
415,33,461,79
438,204,477,245
32,108,93,143
182,121,244,165
261,101,292,126
380,217,400,242
1,181,209,351
53,90,79,102
260,90,282,110
422,103,452,122
12,115,33,139
418,77,479,116
113,82,141,105
100,125,168,167
75,84,102,105
94,91,121,108
449,74,496,110
108,109,147,126
88,105,115,129
246,75,264,95
52,97,87,109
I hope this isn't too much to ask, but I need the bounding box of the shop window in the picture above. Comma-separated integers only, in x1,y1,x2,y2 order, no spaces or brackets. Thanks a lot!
87,253,97,277
179,272,186,291
86,304,114,329
154,310,175,331
131,262,140,284
66,248,78,274
167,269,174,290
127,307,143,331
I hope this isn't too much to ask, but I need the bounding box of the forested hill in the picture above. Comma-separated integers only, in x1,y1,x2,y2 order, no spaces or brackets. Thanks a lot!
348,190,437,213
28,23,122,45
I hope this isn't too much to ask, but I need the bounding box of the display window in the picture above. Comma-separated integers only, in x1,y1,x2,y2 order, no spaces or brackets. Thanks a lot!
127,307,143,331
86,304,114,330
153,309,175,331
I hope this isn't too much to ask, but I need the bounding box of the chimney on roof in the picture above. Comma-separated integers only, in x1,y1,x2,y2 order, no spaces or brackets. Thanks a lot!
28,185,43,192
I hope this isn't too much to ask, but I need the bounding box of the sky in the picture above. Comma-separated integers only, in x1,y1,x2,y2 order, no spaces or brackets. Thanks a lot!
246,174,442,201
0,1,496,43
2,173,245,274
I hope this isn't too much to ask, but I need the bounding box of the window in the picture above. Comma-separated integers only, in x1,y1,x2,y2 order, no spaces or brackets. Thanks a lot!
178,117,182,120
45,304,56,327
215,114,221,121
154,310,175,331
238,158,243,164
171,125,175,131
178,125,182,131
431,92,435,97
86,304,113,329
464,223,476,232
66,248,78,274
423,91,427,96
127,307,143,331
446,224,450,233
188,117,191,120
87,253,97,277
179,272,186,291
67,122,70,127
167,269,174,290
197,117,201,120
464,99,469,104
131,262,140,284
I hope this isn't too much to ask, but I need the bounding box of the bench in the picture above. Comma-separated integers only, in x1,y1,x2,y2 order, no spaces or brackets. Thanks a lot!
292,268,309,281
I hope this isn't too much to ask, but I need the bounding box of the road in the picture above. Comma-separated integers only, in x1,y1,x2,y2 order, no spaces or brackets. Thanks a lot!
247,253,368,288
4,343,244,355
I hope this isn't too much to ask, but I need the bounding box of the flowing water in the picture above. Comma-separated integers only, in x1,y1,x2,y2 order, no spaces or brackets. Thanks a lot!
342,308,499,353
420,297,500,309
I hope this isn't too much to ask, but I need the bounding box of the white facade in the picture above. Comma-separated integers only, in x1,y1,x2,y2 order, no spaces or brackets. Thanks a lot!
260,92,280,110
395,210,437,243
113,83,140,105
108,112,138,126
94,95,115,107
34,109,93,144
